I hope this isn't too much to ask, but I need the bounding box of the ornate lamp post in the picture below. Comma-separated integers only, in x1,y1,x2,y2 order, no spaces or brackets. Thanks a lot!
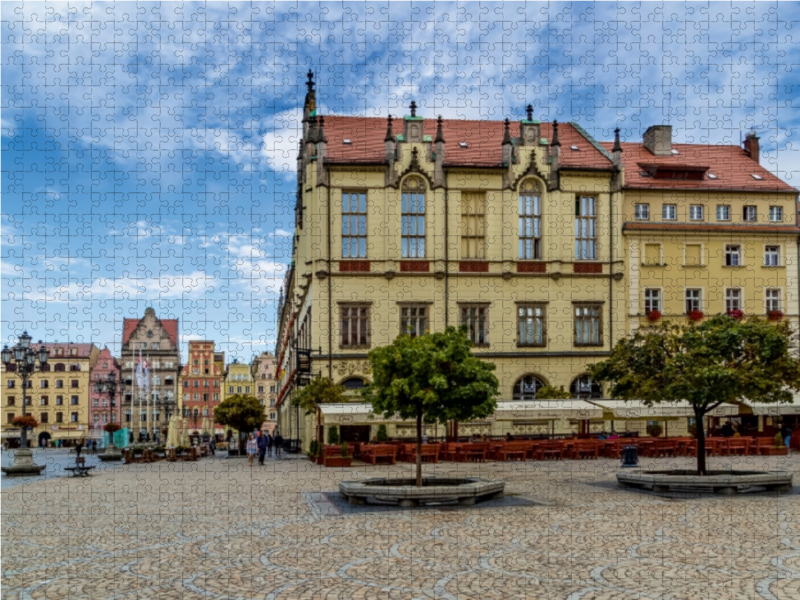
98,372,123,461
1,332,49,475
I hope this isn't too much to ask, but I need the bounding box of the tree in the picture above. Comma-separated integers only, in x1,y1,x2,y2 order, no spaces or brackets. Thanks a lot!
291,377,348,445
213,394,264,452
363,326,499,486
535,385,572,399
589,315,800,475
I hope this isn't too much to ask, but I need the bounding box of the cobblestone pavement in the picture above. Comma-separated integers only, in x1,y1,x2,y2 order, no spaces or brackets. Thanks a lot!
2,453,798,599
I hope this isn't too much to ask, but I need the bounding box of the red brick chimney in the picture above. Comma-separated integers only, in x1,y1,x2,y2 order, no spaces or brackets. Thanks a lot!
743,132,760,164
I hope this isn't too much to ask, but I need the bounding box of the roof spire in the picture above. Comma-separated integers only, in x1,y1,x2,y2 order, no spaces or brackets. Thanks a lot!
410,100,417,117
526,104,533,122
502,118,512,145
612,127,622,153
434,115,445,143
551,120,561,147
384,114,394,142
317,115,327,143
306,70,315,93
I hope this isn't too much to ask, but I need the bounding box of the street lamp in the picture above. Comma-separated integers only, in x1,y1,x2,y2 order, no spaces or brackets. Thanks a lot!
1,333,49,475
98,372,123,461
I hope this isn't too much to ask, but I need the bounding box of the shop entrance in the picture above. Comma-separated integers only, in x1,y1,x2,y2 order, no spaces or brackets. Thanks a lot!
339,425,371,443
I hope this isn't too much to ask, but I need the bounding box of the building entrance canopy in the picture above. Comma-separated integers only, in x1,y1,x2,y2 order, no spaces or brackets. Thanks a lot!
587,399,738,419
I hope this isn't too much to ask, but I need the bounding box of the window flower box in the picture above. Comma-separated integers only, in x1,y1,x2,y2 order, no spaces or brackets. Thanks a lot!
646,310,662,322
768,310,784,321
727,309,744,321
688,310,704,322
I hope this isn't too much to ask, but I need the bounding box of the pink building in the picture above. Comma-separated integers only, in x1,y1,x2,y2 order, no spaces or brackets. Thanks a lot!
90,347,121,436
251,352,277,433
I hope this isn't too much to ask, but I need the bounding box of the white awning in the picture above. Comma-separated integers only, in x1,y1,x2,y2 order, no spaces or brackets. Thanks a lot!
494,400,603,421
748,403,800,416
588,400,739,419
319,403,394,424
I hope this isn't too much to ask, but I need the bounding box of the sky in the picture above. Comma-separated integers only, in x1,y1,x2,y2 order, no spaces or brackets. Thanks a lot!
2,1,799,363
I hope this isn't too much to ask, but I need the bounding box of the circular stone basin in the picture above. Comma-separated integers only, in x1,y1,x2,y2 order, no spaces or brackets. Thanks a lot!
617,470,793,495
339,477,505,507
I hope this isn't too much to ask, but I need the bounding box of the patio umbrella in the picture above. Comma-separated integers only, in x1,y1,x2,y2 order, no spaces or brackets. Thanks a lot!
166,416,179,448
181,418,191,446
201,418,211,436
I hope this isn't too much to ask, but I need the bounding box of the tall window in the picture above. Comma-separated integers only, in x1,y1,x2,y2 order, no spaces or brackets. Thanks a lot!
765,246,780,266
766,289,781,313
460,305,489,346
519,185,542,259
634,204,649,220
662,204,677,220
644,289,661,314
725,245,741,266
743,206,757,221
517,304,546,346
574,304,602,346
513,375,546,401
575,196,596,260
685,289,702,313
726,288,741,313
342,191,367,258
461,192,486,259
400,305,428,337
689,205,704,221
716,205,730,221
401,177,426,258
770,206,783,222
340,304,370,347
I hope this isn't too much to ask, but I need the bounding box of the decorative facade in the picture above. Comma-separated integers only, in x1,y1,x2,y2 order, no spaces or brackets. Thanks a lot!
178,341,223,432
275,73,799,448
251,352,278,432
89,347,121,436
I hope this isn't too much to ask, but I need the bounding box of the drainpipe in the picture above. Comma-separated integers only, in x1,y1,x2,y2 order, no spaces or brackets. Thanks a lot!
444,167,449,328
327,166,332,378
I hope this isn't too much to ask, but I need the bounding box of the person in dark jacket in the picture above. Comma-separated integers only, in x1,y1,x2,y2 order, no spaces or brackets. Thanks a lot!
274,431,283,457
256,431,268,465
265,432,273,457
781,423,793,450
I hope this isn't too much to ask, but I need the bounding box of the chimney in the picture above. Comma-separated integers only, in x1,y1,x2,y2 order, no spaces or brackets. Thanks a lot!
744,131,760,164
643,125,672,156
403,100,423,143
612,127,623,168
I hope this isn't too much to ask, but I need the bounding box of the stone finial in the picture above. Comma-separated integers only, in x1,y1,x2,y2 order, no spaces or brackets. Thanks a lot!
410,100,417,117
613,127,622,153
434,115,445,143
306,70,315,93
502,118,512,145
551,120,561,147
526,105,533,122
384,114,394,142
317,116,328,143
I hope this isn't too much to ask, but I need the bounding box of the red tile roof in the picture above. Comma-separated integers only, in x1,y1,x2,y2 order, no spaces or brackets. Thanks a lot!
122,317,178,347
624,222,800,234
600,142,796,192
322,116,614,169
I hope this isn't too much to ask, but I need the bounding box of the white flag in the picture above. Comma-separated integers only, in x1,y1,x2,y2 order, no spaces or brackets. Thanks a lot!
136,350,145,388
145,358,151,394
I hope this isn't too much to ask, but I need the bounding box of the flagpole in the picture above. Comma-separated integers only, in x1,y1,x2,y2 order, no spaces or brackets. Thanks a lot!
131,357,136,444
137,350,143,443
146,354,151,442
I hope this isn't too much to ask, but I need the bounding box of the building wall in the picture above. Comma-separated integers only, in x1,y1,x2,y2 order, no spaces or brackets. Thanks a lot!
178,341,222,432
252,352,277,432
89,347,121,434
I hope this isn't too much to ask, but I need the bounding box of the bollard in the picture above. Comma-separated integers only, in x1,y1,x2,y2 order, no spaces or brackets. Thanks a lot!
621,445,639,468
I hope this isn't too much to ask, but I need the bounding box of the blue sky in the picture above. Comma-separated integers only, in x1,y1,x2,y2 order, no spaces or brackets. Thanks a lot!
3,1,799,362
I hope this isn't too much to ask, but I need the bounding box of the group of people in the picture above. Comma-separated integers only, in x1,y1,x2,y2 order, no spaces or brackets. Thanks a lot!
246,430,283,466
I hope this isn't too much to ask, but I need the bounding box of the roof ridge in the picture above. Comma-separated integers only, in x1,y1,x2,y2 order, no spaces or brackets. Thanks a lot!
569,121,614,163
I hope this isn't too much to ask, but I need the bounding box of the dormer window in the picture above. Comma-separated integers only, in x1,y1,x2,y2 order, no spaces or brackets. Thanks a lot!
751,174,763,180
707,173,718,179
670,149,679,155
570,145,579,151
459,142,469,148
342,139,352,145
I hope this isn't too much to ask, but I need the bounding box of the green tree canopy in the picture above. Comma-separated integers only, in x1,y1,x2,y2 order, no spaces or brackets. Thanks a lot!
363,326,499,485
291,376,349,444
213,394,265,451
536,385,572,400
589,315,800,474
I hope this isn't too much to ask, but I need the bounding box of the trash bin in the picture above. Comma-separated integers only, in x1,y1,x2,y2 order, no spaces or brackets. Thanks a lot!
621,445,639,468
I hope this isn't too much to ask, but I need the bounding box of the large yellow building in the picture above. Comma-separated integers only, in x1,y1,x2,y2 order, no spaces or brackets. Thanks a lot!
2,343,100,447
275,73,798,447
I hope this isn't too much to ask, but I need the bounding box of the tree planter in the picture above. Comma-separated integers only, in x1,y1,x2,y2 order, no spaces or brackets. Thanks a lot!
761,446,788,456
324,457,352,468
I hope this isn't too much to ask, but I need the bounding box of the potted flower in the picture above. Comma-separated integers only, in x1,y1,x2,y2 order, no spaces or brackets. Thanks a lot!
308,440,319,461
688,310,704,322
11,415,39,449
768,310,784,321
324,442,352,468
646,310,662,322
646,423,663,438
727,309,744,321
762,433,790,456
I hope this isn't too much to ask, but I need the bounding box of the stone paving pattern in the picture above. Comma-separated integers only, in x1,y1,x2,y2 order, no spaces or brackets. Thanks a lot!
2,452,799,599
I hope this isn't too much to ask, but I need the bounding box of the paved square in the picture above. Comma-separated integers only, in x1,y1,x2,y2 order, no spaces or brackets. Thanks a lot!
2,453,798,599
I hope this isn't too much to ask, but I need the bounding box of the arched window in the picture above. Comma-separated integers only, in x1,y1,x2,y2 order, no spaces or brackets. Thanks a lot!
401,176,427,258
54,363,66,372
570,375,602,399
342,377,366,391
512,375,546,401
518,179,543,260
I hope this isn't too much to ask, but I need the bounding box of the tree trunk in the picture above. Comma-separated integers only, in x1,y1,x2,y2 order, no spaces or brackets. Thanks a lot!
694,406,707,476
317,407,323,445
416,412,423,487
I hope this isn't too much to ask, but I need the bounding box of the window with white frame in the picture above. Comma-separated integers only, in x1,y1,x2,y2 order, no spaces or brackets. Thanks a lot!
401,178,426,258
342,191,367,258
725,288,742,313
743,206,757,221
461,192,487,259
400,304,428,337
519,190,542,258
517,304,546,346
662,204,677,220
725,245,741,266
685,289,702,313
765,245,780,266
689,205,704,221
340,304,370,347
644,289,661,314
574,304,602,346
766,289,781,313
575,196,596,260
769,206,783,222
634,204,649,220
460,304,490,346
716,205,730,221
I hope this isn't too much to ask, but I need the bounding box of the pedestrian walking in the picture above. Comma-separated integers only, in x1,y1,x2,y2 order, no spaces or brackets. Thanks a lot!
257,431,268,465
75,438,84,459
266,432,273,457
781,423,793,451
91,440,97,455
274,431,283,458
246,434,257,466
209,438,216,457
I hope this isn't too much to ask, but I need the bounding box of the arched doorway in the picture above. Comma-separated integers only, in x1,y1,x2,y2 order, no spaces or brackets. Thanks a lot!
38,431,52,447
512,375,546,401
